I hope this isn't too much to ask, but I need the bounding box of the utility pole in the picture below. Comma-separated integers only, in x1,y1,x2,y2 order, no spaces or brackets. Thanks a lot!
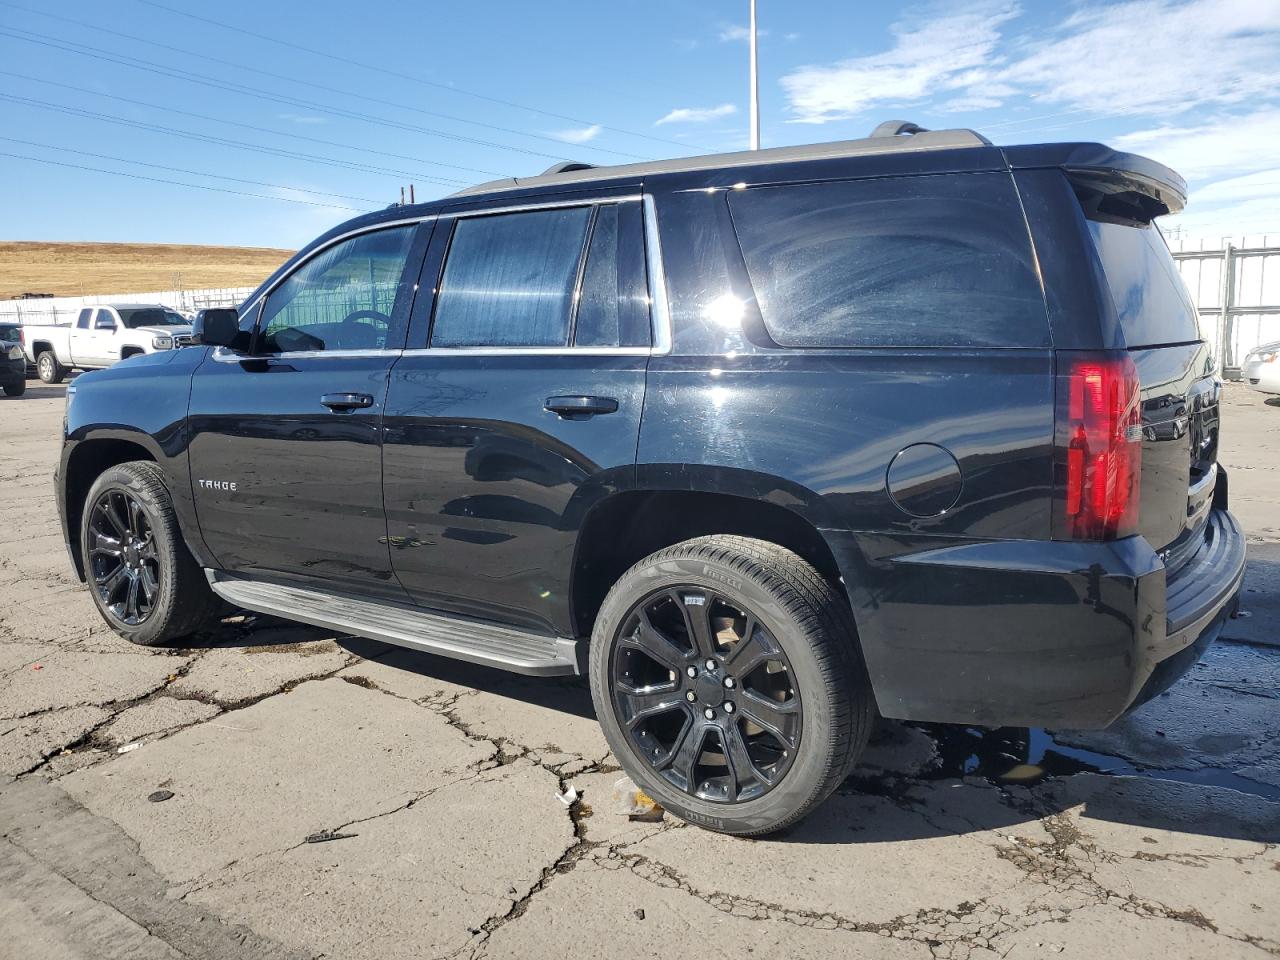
749,0,760,149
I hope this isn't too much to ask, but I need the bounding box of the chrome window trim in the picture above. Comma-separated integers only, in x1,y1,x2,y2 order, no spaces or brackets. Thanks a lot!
447,194,641,220
401,345,653,357
642,194,673,356
210,346,400,362
210,194,673,361
211,345,654,362
239,215,437,317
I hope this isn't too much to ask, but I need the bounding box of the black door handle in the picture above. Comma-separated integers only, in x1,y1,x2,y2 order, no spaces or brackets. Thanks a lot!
545,395,619,417
321,392,374,411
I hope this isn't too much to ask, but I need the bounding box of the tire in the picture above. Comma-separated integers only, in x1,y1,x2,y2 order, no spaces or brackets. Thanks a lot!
589,535,874,836
2,380,24,397
37,351,65,384
80,461,222,646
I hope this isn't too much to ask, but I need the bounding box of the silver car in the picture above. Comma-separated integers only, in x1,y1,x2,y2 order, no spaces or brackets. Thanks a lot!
1242,339,1280,397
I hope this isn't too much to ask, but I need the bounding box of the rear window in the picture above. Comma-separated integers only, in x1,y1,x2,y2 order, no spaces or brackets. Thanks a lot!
119,308,184,328
727,173,1048,348
1085,220,1201,348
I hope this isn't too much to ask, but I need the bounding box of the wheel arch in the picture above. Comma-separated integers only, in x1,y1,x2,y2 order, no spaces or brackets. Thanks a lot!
569,486,848,641
63,437,159,580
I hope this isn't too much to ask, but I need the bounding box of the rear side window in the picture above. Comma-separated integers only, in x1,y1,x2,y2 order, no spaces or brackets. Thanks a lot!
728,173,1048,348
76,308,92,329
1085,221,1200,348
432,207,592,347
574,204,650,348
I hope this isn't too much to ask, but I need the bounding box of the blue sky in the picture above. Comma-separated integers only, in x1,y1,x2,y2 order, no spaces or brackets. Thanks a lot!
1,0,1277,249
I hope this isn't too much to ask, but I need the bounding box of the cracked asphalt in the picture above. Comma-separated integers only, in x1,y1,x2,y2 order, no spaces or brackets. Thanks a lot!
2,380,1278,960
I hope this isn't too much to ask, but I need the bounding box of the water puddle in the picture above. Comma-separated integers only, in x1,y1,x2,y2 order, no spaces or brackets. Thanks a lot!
912,723,1280,802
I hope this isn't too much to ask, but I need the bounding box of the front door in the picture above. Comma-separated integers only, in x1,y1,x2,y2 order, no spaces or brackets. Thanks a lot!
188,221,428,599
74,307,115,366
383,194,653,635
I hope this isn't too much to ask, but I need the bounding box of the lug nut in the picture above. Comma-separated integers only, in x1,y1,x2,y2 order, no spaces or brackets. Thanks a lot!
705,659,716,671
723,676,735,689
703,708,715,720
685,691,697,702
724,702,735,714
686,666,698,678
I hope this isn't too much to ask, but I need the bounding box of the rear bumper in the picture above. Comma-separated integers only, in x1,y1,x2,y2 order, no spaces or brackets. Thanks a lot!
830,508,1246,729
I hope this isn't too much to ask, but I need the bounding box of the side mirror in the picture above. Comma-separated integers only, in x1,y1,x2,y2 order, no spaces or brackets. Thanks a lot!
192,308,241,348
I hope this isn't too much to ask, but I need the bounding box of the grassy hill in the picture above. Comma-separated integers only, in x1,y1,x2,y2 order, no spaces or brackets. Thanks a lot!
0,241,295,299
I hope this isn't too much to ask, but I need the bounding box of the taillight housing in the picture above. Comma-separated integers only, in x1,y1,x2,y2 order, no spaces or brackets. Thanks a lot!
1053,351,1143,541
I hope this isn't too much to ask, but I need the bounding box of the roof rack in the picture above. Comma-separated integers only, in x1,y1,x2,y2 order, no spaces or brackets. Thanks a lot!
448,121,992,199
540,161,597,175
869,120,931,138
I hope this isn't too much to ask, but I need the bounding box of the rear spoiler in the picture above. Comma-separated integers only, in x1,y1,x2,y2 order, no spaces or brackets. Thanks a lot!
1004,143,1187,221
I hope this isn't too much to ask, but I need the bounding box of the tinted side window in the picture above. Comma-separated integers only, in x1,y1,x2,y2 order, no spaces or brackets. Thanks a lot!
94,309,116,329
76,308,92,329
432,207,591,347
728,173,1048,348
574,204,650,348
1085,221,1200,348
259,226,415,354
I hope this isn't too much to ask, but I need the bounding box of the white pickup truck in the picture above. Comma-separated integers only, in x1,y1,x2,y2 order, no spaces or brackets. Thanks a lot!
22,303,194,383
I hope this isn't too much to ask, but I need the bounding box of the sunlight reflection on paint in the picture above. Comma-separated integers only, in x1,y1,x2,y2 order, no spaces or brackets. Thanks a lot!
704,294,744,329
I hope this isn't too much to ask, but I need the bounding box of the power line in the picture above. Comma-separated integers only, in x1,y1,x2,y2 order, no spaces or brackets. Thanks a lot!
0,70,490,181
0,149,374,211
0,25,651,164
0,92,467,186
0,2,661,162
0,135,386,205
133,0,700,152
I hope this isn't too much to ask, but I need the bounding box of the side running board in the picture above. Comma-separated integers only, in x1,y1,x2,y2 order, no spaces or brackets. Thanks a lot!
206,572,581,677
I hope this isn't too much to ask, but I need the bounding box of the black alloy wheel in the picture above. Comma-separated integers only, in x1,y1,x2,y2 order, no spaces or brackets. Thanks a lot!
87,488,161,625
610,587,803,804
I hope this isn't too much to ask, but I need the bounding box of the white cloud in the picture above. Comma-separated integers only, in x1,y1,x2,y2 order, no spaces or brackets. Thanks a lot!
719,23,768,42
1163,169,1280,240
779,2,1020,124
1114,109,1280,180
655,103,738,126
778,0,1280,127
552,124,603,144
1002,0,1280,116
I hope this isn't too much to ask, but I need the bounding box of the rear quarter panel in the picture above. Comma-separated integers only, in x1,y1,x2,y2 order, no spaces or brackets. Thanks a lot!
639,177,1060,720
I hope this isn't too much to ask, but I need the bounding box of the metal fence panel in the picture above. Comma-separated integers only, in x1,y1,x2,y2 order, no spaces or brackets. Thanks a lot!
0,287,255,326
1170,240,1280,375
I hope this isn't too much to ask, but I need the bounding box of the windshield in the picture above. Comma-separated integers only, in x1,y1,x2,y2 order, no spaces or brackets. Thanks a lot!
0,325,19,343
118,308,186,328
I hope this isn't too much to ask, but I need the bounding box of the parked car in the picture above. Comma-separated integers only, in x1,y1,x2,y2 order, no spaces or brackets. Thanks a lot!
0,322,26,396
56,123,1245,836
22,304,193,383
1243,340,1280,397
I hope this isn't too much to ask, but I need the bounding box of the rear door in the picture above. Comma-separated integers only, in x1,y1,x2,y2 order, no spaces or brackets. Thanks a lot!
383,192,653,635
187,221,429,600
1082,212,1218,567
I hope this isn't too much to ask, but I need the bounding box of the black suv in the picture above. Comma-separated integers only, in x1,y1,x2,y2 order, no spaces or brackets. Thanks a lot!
57,123,1245,835
1,323,28,396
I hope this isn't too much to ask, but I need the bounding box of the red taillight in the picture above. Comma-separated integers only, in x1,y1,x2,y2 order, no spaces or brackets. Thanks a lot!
1054,352,1142,540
